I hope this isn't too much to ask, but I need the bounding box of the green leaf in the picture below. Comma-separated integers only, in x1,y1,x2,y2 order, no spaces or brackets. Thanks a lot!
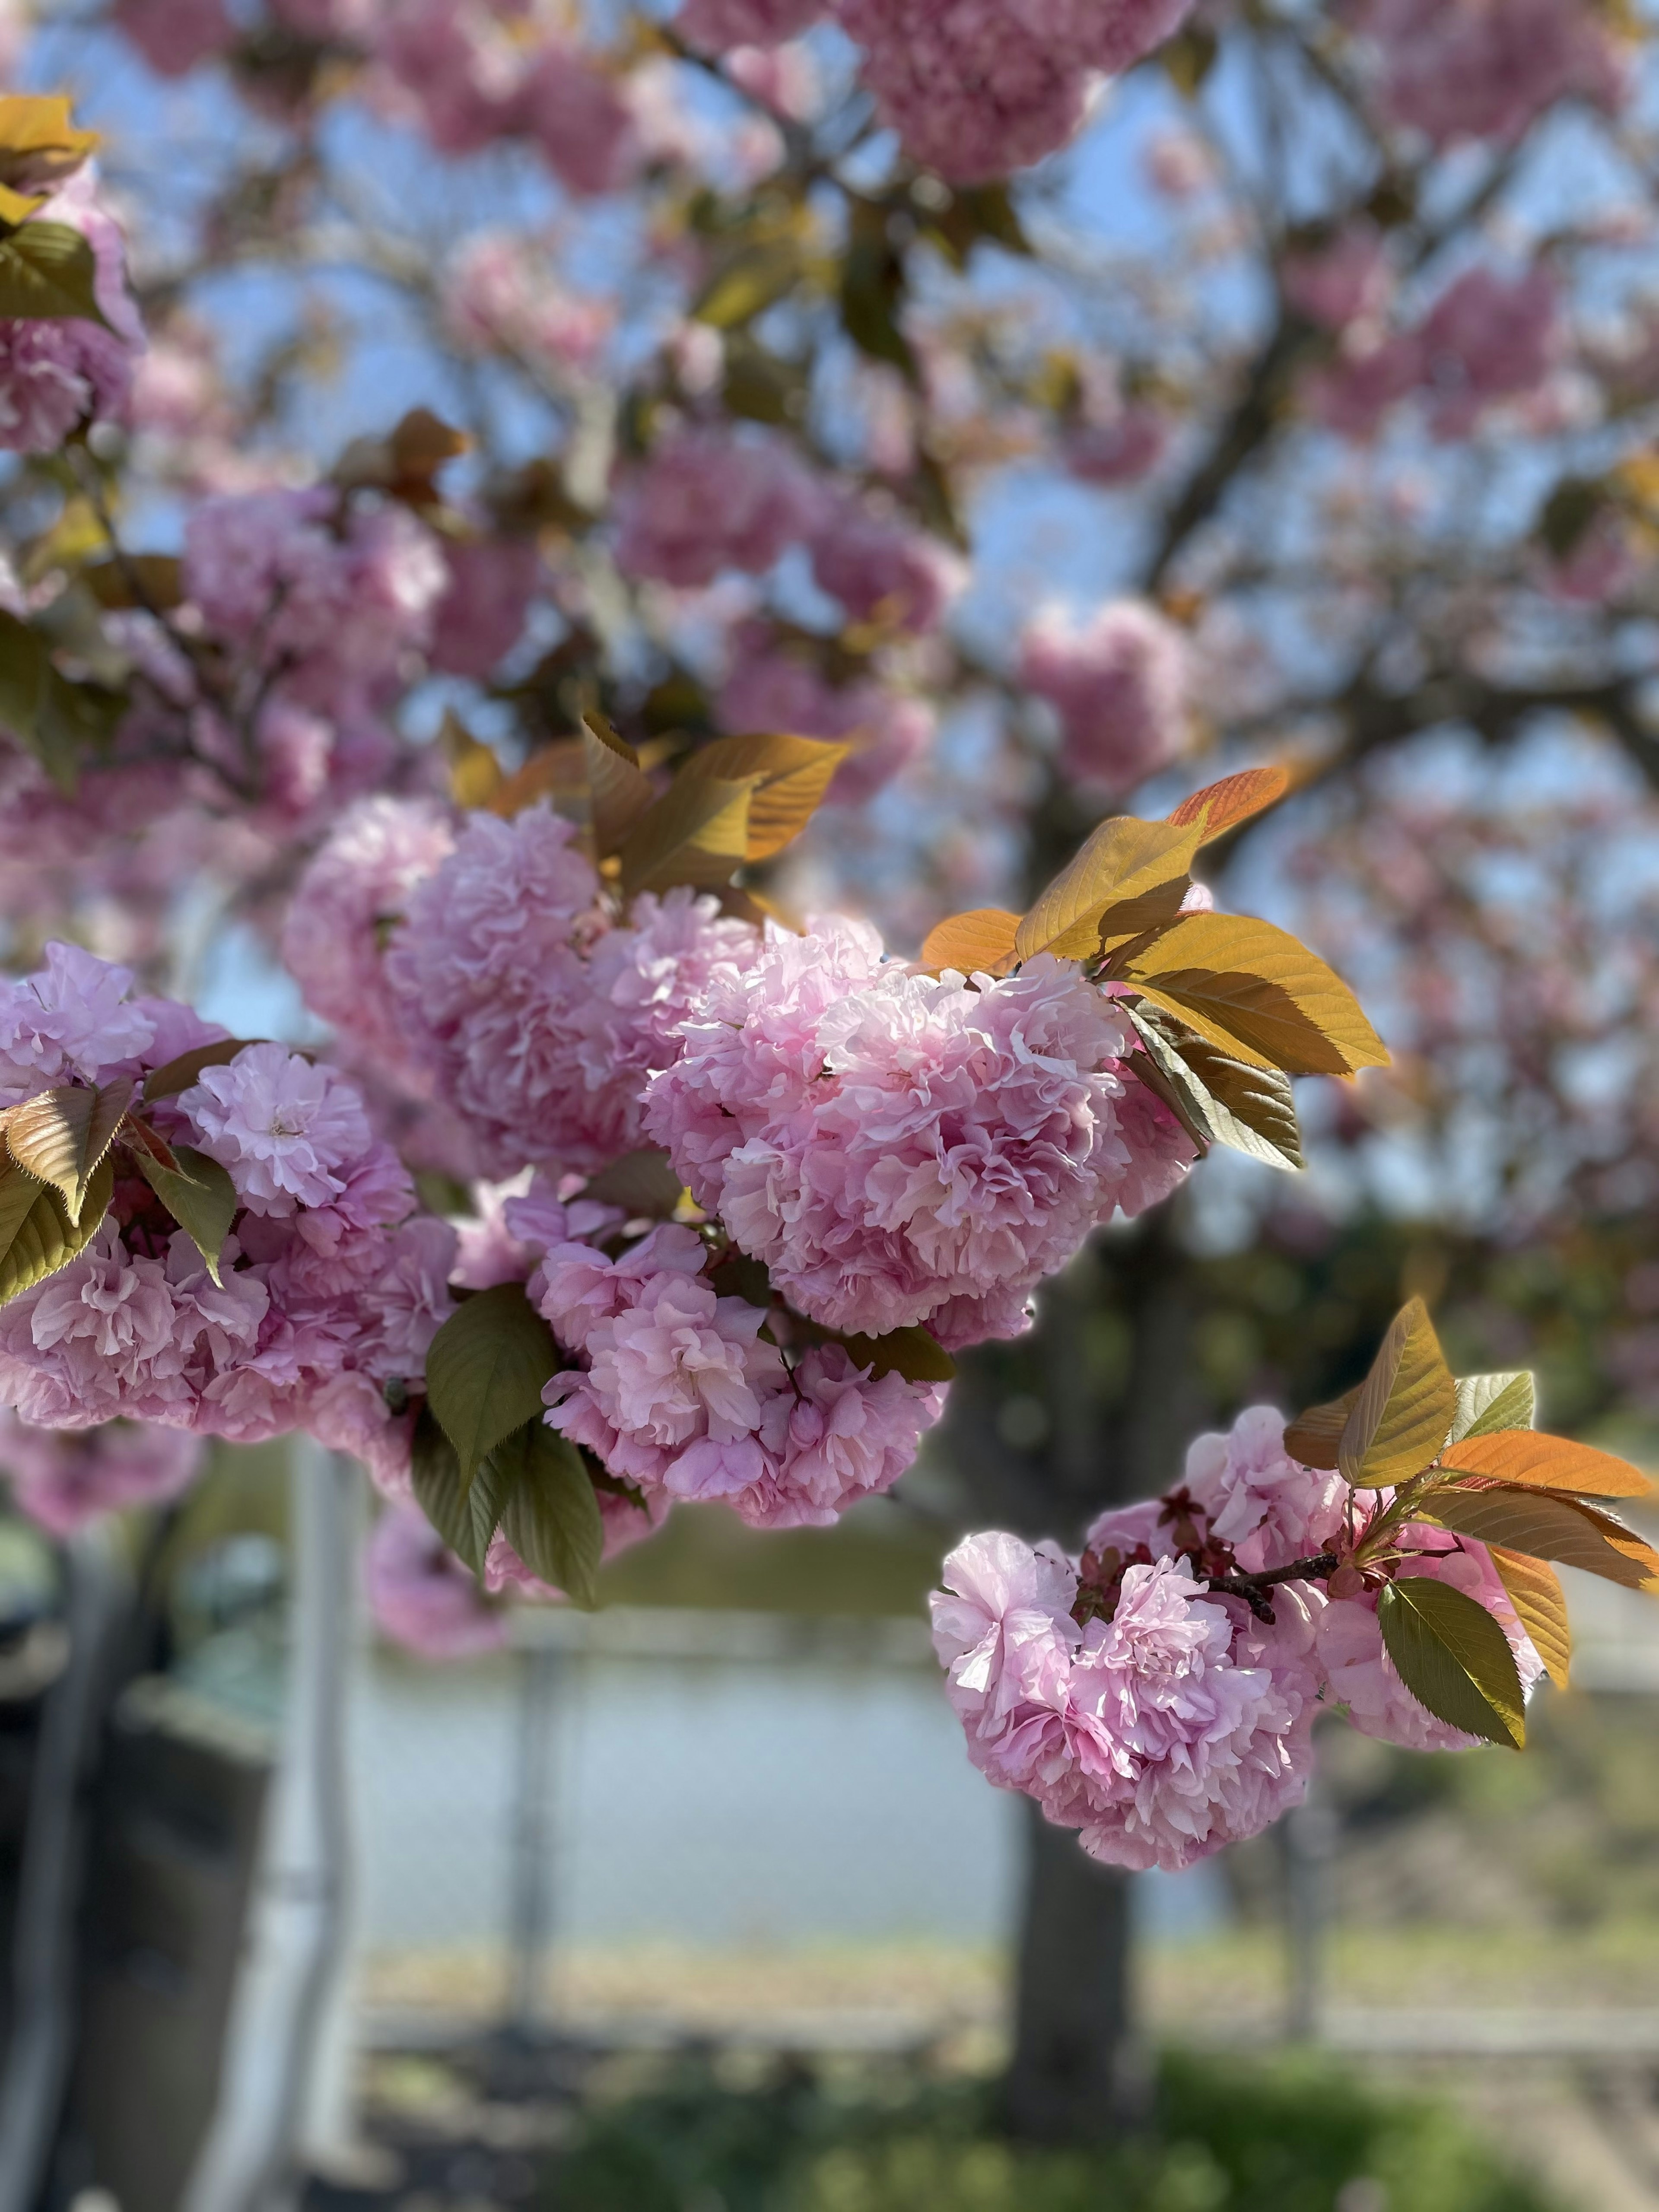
492,1418,606,1608
0,609,124,794
833,1325,956,1385
693,242,802,330
1449,1371,1535,1445
1016,817,1202,965
142,1038,257,1103
0,218,110,325
3,1077,131,1224
1126,1002,1304,1173
133,1143,239,1285
1338,1297,1457,1487
424,1282,560,1487
1376,1576,1526,1749
409,1404,504,1576
0,1151,113,1306
840,199,916,380
583,1147,684,1218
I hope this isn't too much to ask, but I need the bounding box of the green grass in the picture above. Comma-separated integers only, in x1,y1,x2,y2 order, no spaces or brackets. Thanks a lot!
548,2048,1559,2212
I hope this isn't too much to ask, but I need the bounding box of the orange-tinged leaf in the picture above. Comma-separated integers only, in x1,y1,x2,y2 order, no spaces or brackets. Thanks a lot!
582,714,656,857
919,909,1021,976
1339,1297,1456,1487
1167,764,1290,842
0,96,98,189
4,1077,133,1224
618,773,759,897
1487,1548,1570,1688
1421,1485,1659,1593
1122,912,1389,1077
1439,1430,1655,1500
1284,1388,1361,1471
1015,816,1202,964
676,733,848,861
442,709,503,810
486,738,585,818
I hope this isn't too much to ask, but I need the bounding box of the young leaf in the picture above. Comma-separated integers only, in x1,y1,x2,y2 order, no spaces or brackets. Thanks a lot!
1487,1548,1570,1689
1338,1298,1457,1488
1095,877,1196,959
918,909,1021,977
142,1038,257,1103
0,1153,113,1307
582,714,656,857
675,734,849,861
1122,913,1389,1078
617,774,759,897
133,1143,239,1285
1015,817,1202,964
492,1419,606,1609
1167,764,1290,842
833,1325,956,1384
0,219,109,325
0,95,100,189
424,1282,560,1487
1421,1486,1659,1593
1449,1371,1535,1445
1283,1387,1360,1471
1127,1002,1303,1173
1439,1429,1653,1499
1377,1577,1526,1749
3,1077,132,1224
583,1147,684,1217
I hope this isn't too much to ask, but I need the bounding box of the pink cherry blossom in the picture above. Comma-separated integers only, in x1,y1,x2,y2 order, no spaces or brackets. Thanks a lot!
677,0,823,48
716,623,935,802
1019,601,1194,792
520,43,640,196
1356,0,1628,148
0,940,157,1096
1182,1404,1347,1575
112,0,233,76
807,497,964,634
281,796,457,1072
0,1413,205,1535
0,172,144,454
181,1045,376,1215
645,931,1195,1339
365,1500,507,1659
1417,266,1561,440
612,428,821,588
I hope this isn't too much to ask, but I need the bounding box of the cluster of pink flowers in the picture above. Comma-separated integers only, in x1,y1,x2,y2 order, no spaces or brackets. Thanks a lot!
0,167,146,455
1018,600,1195,792
364,1499,508,1659
0,945,454,1489
1354,0,1627,148
643,919,1195,1347
934,1407,1547,1869
108,486,447,822
1306,263,1562,443
677,0,1196,180
613,427,823,590
521,1211,945,1529
0,1409,206,1535
367,807,762,1177
716,620,935,804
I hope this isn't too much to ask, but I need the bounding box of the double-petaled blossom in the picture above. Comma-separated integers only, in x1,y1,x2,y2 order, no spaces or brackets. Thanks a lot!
612,427,822,588
381,808,761,1176
935,1407,1549,1867
365,1499,507,1659
645,924,1194,1343
536,1221,945,1529
0,948,455,1490
716,622,935,803
932,1531,1320,1870
1354,0,1627,148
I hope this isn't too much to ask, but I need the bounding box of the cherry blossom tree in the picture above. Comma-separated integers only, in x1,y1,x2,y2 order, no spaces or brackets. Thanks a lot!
0,0,1653,2157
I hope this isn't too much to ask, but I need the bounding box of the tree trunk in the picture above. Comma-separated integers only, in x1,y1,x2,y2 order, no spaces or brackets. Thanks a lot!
1004,1797,1146,2139
944,1209,1205,2141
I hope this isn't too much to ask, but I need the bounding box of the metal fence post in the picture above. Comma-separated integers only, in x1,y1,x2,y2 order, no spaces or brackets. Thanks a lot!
505,1642,561,2039
1285,1785,1338,2044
